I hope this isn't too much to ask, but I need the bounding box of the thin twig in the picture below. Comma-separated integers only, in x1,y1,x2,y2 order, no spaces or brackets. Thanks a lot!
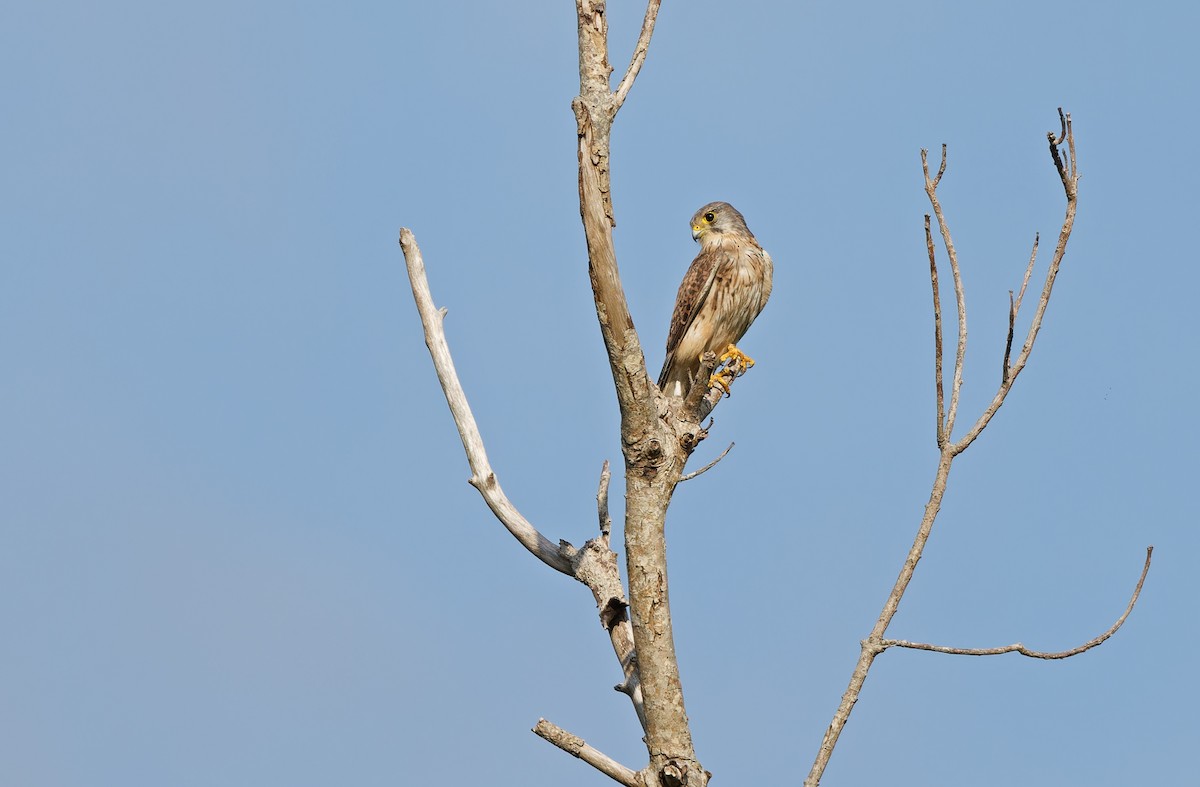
533,719,642,787
613,0,662,114
925,213,946,447
882,547,1153,659
1013,233,1039,315
932,143,947,188
678,442,734,482
1003,233,1039,383
950,113,1078,455
399,229,573,574
924,144,968,439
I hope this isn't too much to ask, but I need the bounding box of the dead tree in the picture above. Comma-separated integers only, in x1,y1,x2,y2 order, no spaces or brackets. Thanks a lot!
398,4,1150,786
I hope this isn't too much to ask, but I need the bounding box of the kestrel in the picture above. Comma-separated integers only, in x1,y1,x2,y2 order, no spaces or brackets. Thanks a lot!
658,202,773,399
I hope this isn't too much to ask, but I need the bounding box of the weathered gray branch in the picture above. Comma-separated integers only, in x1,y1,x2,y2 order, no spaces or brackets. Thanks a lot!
882,546,1153,658
923,144,968,440
534,719,642,787
398,228,646,733
613,0,661,114
925,215,947,448
399,229,573,575
1003,234,1039,384
805,111,1122,787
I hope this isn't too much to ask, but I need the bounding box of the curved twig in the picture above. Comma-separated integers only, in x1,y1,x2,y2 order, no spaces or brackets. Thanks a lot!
678,442,734,482
882,546,1153,659
925,214,946,447
1003,233,1039,384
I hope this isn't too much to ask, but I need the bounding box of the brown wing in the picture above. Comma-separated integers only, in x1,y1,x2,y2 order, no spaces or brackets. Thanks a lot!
658,249,721,388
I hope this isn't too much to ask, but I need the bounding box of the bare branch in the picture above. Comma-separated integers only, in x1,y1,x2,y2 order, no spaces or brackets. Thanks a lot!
399,229,573,575
951,112,1078,455
678,442,734,483
925,213,946,447
613,0,662,114
923,144,968,439
805,451,956,787
401,230,647,729
1003,233,1039,384
533,719,642,787
808,111,1088,787
882,547,1153,659
1013,233,1039,315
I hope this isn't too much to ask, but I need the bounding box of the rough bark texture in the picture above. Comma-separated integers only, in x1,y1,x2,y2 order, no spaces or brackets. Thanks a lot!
574,2,707,784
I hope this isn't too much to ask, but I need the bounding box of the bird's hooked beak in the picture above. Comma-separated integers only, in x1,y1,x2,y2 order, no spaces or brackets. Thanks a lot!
691,225,703,241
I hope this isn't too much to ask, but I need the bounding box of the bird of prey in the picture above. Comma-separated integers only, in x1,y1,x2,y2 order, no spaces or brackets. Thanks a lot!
658,201,773,398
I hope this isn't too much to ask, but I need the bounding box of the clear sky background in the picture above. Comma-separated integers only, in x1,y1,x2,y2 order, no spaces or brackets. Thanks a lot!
3,2,1196,785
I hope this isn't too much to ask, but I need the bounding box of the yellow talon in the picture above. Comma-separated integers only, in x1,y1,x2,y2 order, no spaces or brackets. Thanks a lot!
704,345,757,397
718,344,755,369
708,370,733,396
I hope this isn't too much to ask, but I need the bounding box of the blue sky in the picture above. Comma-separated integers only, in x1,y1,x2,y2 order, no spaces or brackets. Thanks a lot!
2,2,1196,785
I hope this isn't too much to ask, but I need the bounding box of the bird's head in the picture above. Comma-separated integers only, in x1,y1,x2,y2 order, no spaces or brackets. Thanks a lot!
690,201,753,245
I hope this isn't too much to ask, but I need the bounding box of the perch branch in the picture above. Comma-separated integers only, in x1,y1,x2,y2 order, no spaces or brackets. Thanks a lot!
613,0,661,114
882,546,1152,658
683,352,755,423
399,229,573,574
534,719,642,787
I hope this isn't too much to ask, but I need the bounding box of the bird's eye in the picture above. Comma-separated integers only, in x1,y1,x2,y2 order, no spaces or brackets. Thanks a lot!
704,212,715,223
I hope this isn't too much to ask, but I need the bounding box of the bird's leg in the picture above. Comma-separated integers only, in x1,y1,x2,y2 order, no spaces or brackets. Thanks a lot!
707,344,754,396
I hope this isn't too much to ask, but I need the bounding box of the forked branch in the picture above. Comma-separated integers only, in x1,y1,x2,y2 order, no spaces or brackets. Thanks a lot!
806,111,1147,787
950,108,1077,455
